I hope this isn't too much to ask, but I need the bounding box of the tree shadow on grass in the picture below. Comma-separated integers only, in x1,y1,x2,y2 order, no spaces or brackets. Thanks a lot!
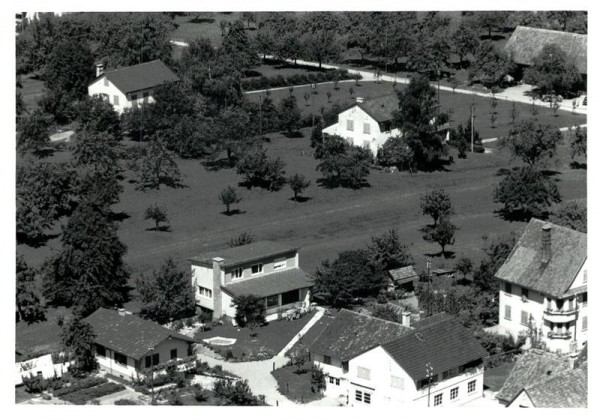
570,161,587,170
479,34,506,41
494,208,546,223
316,177,370,190
425,250,456,259
202,158,233,172
146,225,172,232
17,232,60,248
221,209,247,216
109,211,130,223
541,169,562,177
282,131,304,139
290,196,312,203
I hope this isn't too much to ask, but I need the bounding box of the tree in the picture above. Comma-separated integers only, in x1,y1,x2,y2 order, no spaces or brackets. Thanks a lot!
16,255,46,324
316,136,371,189
289,174,311,201
288,337,309,373
452,23,480,67
61,317,97,374
469,41,513,89
136,257,195,324
227,232,254,247
241,12,256,29
74,96,122,139
471,11,509,39
367,229,414,271
423,217,457,257
510,102,519,125
213,379,263,406
42,201,129,316
420,188,454,226
377,136,415,172
17,111,51,156
221,20,260,74
219,186,241,215
236,146,287,191
131,139,182,190
501,120,562,167
73,129,121,172
454,257,473,280
311,364,326,393
231,295,266,328
523,44,582,97
45,39,94,100
310,119,323,148
494,166,562,220
570,126,586,160
393,75,447,167
144,204,169,231
278,95,301,136
549,201,587,233
299,13,341,68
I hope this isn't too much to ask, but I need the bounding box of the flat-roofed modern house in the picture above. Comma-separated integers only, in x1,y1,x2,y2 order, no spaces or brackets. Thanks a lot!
189,241,314,322
309,310,488,406
87,59,179,114
495,219,587,354
85,308,195,380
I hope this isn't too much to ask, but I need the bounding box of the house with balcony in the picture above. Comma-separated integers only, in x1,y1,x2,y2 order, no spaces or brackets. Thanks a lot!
189,241,313,322
85,308,195,381
495,219,587,354
87,59,179,114
309,310,488,406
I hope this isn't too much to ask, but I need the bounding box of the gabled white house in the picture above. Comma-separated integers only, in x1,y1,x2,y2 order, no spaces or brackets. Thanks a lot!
189,241,313,322
322,95,402,158
495,219,587,354
87,60,179,114
309,310,488,407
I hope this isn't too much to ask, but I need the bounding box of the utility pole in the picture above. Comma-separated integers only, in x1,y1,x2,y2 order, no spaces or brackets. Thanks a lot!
148,346,155,404
470,103,475,153
311,83,316,128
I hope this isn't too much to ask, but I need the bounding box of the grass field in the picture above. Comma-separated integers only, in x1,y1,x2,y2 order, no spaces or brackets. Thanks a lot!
272,362,325,404
245,80,586,140
171,12,248,46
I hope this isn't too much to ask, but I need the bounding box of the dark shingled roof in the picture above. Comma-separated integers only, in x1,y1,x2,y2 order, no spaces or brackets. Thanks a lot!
382,313,488,381
389,266,419,284
309,309,411,361
221,268,313,298
97,60,180,94
357,94,399,122
85,308,194,360
504,26,587,74
519,366,587,408
495,219,587,298
497,349,571,403
189,241,298,268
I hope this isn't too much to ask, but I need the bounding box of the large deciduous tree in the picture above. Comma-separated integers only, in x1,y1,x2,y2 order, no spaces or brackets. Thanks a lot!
231,295,266,328
16,255,46,324
377,136,415,172
288,173,311,201
75,97,122,139
570,126,586,160
469,41,513,89
60,317,97,374
221,20,260,74
136,257,195,324
129,138,182,190
452,22,480,67
44,39,94,100
278,95,301,136
315,135,371,189
501,119,562,167
73,130,121,172
523,44,582,98
17,111,52,156
420,188,455,226
549,201,586,233
423,217,458,257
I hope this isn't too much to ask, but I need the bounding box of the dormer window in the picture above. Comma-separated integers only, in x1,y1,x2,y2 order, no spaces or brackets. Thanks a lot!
251,263,263,275
232,268,243,279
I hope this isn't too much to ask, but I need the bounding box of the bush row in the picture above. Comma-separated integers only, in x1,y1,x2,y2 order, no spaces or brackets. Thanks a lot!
60,382,126,405
53,376,107,397
242,70,360,92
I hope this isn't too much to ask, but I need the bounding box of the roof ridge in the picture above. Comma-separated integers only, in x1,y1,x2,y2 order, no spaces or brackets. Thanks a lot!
340,308,412,330
515,25,587,37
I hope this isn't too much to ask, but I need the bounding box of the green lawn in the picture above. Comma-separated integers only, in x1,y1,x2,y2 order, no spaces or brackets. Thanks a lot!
170,12,248,46
16,306,71,359
195,310,317,360
245,80,586,140
484,361,516,392
271,362,325,404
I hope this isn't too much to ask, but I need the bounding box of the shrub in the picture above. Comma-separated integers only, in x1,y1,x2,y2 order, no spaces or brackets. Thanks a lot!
60,382,126,404
53,377,107,397
114,398,139,405
23,375,48,393
193,384,209,402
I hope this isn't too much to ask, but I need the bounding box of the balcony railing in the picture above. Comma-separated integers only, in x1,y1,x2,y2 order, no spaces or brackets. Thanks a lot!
547,331,572,339
544,308,577,316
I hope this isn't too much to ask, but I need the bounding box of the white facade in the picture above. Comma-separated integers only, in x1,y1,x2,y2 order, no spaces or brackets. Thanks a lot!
15,354,70,386
87,75,155,115
508,390,535,408
314,346,484,407
322,105,401,158
498,260,588,354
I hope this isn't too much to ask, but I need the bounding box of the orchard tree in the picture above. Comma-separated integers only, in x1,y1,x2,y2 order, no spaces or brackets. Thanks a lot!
42,201,129,316
316,135,371,189
494,166,561,220
17,111,51,156
16,255,46,324
236,145,287,191
45,39,94,100
367,229,414,271
452,22,480,67
221,20,260,73
471,11,509,39
377,136,415,172
72,129,121,172
75,96,122,139
219,186,241,215
501,120,562,167
570,126,587,160
420,188,454,226
74,168,123,212
310,119,324,148
131,139,182,190
144,204,169,231
278,95,301,136
60,317,97,374
455,257,473,280
136,257,195,324
524,44,582,97
549,201,586,233
423,217,457,257
469,41,513,89
288,173,311,201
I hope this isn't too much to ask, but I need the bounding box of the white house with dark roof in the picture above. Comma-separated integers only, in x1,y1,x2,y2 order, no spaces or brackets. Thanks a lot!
85,308,195,380
495,219,587,354
309,310,488,406
87,59,180,114
189,241,313,322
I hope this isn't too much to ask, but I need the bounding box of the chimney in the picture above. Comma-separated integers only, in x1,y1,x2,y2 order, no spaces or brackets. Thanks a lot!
541,224,552,263
211,257,225,320
356,97,364,103
96,63,104,77
402,312,411,328
118,308,126,316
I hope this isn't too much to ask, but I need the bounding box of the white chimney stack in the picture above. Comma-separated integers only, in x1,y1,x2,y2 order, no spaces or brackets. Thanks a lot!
541,224,552,263
96,63,104,77
402,312,411,328
356,97,364,103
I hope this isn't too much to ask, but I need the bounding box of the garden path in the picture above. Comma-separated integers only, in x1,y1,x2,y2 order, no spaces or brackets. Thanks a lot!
277,307,325,357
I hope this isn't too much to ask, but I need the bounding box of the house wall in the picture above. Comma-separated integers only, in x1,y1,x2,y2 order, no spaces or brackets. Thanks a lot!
145,338,190,368
223,251,297,285
322,106,401,158
192,264,214,311
508,391,535,408
88,76,155,114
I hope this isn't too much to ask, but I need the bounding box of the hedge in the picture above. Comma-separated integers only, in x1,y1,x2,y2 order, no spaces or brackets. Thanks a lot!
61,382,126,405
242,70,360,92
53,377,107,397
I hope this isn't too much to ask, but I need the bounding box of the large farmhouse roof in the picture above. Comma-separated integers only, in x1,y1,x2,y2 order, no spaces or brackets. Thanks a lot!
382,313,488,382
495,219,586,298
504,26,587,74
497,349,572,403
357,94,399,123
308,309,411,361
189,241,298,268
221,268,313,298
85,308,195,360
95,60,180,94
